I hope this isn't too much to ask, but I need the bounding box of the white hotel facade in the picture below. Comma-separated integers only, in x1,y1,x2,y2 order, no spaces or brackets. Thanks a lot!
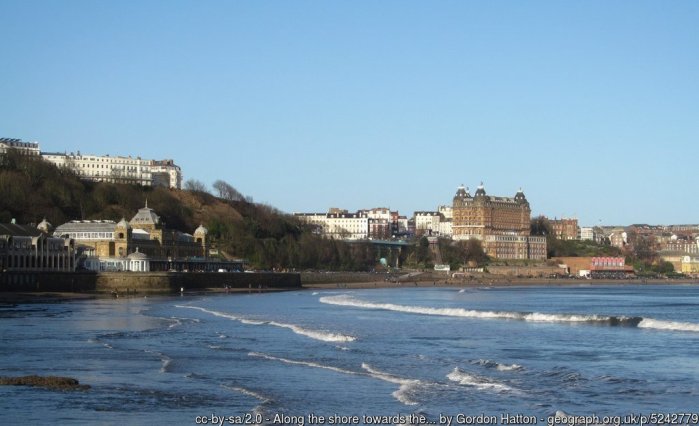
42,152,182,189
295,211,369,240
1,138,182,189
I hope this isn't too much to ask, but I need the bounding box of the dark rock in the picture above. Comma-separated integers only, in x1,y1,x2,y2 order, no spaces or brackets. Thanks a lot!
0,375,90,391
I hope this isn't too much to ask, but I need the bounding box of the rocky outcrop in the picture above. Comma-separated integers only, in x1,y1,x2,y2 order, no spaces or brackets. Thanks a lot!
0,375,90,391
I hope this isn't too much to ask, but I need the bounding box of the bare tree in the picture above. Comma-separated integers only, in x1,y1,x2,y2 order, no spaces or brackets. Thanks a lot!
530,215,552,236
184,179,209,193
213,180,245,201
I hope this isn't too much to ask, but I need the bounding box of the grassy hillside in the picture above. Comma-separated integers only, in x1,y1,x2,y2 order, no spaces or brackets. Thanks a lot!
0,150,383,271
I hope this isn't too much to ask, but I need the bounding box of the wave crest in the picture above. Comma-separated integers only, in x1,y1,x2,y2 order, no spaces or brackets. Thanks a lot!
175,305,355,342
319,296,699,332
447,367,515,393
361,363,421,406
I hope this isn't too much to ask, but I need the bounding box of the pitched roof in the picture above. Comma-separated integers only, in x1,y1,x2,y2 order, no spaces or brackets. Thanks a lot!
0,223,42,237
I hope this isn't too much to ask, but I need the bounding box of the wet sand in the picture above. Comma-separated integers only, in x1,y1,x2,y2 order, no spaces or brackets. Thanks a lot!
2,276,696,303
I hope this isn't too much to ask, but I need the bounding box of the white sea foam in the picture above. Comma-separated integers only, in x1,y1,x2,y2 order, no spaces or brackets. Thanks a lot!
240,319,266,325
319,295,699,332
248,352,358,376
458,289,466,293
312,292,319,295
221,386,270,426
319,295,559,322
144,349,173,373
153,353,173,373
637,318,699,332
168,318,182,329
496,363,523,372
249,352,422,406
88,338,113,349
175,305,356,342
472,359,523,371
222,385,271,403
361,363,421,406
447,368,515,393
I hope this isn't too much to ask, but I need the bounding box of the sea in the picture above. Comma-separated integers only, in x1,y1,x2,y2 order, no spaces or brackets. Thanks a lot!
2,284,699,425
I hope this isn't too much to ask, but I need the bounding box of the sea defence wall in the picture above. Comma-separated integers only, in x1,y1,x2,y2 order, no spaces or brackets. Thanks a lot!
0,271,301,293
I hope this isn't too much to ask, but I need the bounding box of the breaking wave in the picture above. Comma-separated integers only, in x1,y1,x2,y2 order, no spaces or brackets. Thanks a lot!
471,359,523,372
145,349,173,373
249,352,360,376
361,363,421,406
222,385,272,403
637,318,699,332
222,385,272,426
249,352,423,406
447,367,516,393
175,305,355,343
319,295,699,332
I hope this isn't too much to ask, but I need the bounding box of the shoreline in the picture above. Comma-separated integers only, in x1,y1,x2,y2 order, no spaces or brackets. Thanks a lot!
302,278,699,290
2,276,697,304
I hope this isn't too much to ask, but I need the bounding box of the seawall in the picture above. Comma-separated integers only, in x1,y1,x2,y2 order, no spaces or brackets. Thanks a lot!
0,271,301,294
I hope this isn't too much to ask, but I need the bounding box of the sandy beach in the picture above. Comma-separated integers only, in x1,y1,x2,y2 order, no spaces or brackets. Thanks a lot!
2,272,696,304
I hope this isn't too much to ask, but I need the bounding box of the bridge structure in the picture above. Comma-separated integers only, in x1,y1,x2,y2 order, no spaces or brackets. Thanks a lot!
346,239,412,268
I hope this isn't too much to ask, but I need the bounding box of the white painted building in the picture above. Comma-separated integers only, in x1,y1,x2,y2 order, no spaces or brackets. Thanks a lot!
42,151,182,189
438,220,453,237
580,227,595,241
363,207,391,221
438,205,453,220
0,138,41,156
326,212,368,240
294,213,328,236
394,216,409,234
294,210,371,240
150,159,183,189
83,249,150,272
1,138,183,189
414,211,441,235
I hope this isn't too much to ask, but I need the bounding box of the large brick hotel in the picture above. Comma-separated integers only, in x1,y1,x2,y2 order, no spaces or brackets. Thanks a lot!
452,183,547,260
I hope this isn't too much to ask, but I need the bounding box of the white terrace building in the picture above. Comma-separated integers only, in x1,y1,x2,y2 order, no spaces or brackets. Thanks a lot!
41,151,182,189
0,138,41,156
294,210,369,240
414,211,442,236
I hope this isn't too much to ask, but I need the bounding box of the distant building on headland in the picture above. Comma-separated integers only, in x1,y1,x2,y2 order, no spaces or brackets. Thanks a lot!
681,256,699,276
0,138,41,156
452,183,546,260
1,137,182,189
0,221,76,272
414,211,443,237
295,208,408,241
42,152,182,189
294,183,546,260
549,217,579,240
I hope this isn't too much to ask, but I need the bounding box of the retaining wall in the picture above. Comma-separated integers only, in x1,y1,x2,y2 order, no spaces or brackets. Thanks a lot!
0,271,300,293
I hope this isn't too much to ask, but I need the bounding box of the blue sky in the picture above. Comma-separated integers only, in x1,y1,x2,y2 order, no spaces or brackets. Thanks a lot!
2,1,697,226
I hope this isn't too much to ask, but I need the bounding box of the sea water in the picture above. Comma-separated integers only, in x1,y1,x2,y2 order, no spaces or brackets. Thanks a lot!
1,284,699,425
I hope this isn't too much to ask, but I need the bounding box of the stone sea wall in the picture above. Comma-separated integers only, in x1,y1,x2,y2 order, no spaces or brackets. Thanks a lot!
0,271,301,293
